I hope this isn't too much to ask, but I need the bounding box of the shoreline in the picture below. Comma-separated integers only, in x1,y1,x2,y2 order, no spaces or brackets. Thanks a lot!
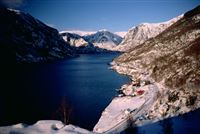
0,53,199,134
93,58,161,133
0,54,127,134
109,59,200,125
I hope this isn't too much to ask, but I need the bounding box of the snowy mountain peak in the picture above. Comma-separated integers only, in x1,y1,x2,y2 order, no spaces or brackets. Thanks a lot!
83,30,123,51
115,14,183,52
60,29,124,51
162,14,184,24
60,32,88,47
60,30,122,43
98,29,109,32
129,14,184,31
59,30,95,36
114,32,127,38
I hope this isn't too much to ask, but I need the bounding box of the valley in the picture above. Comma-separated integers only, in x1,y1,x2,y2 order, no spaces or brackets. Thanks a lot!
0,3,200,134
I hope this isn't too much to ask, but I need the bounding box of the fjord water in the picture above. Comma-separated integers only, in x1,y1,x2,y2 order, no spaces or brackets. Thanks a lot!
0,53,130,130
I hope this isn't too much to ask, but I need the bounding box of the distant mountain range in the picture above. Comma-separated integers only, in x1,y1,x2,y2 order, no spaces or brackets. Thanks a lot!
0,7,197,64
60,30,95,36
61,15,182,52
60,30,126,38
60,32,112,54
0,8,123,63
60,29,123,51
83,29,123,51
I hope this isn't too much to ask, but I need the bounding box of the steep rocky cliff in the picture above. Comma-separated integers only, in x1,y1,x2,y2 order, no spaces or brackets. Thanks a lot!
115,15,183,52
0,8,75,63
113,5,200,119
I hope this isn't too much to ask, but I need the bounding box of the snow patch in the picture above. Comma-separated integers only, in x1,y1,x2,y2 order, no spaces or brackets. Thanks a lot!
0,120,95,134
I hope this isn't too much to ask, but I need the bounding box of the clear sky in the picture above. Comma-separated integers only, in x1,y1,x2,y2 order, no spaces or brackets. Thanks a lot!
1,0,200,32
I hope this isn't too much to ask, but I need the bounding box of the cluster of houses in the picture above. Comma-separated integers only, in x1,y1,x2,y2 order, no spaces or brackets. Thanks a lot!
117,79,151,97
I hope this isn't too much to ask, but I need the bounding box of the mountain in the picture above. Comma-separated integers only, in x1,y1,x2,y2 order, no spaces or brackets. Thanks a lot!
115,15,183,52
60,29,123,52
60,31,112,53
83,29,123,51
0,8,75,63
112,5,200,119
114,32,127,38
60,30,95,36
60,32,88,47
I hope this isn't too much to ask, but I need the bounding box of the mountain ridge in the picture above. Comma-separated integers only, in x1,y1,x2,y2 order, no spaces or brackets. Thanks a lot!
83,30,123,51
61,30,123,51
115,14,183,52
112,5,200,120
60,31,113,53
0,8,75,63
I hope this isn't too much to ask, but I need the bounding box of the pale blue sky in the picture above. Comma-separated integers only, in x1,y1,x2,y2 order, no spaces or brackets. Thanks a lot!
2,0,200,32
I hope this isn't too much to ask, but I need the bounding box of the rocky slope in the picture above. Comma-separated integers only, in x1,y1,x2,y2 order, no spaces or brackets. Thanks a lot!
0,8,75,63
115,15,183,52
83,29,123,51
112,5,200,121
60,31,113,53
60,32,88,47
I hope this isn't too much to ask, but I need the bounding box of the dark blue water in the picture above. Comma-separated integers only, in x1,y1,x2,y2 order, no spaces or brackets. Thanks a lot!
0,53,130,130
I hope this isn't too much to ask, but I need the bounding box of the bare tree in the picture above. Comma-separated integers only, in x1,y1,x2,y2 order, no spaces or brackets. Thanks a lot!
52,96,72,125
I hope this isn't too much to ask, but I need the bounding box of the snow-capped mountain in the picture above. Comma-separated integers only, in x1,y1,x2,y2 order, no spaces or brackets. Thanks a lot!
60,32,88,47
83,29,123,51
60,30,95,36
115,15,183,52
113,5,200,121
0,8,75,63
60,31,112,53
61,29,123,51
114,32,127,38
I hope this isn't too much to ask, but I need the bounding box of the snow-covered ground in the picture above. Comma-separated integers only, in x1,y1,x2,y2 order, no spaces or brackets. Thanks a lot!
93,96,145,133
0,84,159,134
0,120,95,134
93,84,159,133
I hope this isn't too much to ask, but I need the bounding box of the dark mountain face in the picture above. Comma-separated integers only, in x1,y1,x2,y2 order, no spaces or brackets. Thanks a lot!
0,8,75,63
